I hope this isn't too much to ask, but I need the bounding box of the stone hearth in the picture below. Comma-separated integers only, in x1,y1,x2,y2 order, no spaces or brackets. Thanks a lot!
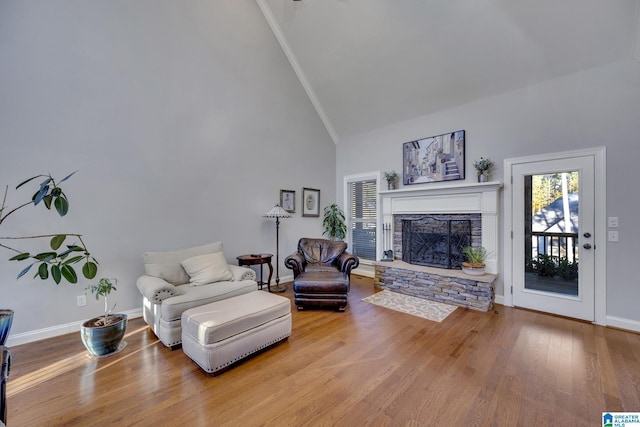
374,260,496,312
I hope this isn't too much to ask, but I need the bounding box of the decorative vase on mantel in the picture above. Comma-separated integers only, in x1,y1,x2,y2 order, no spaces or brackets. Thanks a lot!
0,309,14,346
477,172,489,183
473,157,494,184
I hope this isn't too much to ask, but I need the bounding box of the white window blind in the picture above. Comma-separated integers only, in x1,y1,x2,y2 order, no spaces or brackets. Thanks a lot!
348,179,377,261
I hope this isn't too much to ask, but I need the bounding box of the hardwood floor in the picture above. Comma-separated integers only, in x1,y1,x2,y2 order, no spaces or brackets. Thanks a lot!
5,275,640,426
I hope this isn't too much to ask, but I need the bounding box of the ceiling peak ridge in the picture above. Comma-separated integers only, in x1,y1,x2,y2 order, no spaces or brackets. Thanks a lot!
256,0,340,145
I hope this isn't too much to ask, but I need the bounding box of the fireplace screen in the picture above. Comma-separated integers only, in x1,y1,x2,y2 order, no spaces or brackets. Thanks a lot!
402,217,471,269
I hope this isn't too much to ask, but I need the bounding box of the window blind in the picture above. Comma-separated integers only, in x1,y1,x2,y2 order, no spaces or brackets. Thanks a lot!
348,179,377,260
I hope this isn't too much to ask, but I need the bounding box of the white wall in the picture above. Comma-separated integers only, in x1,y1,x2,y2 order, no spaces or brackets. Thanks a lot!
337,59,640,324
0,0,334,342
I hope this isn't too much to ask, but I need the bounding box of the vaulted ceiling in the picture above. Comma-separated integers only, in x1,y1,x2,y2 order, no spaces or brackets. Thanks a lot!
259,0,640,143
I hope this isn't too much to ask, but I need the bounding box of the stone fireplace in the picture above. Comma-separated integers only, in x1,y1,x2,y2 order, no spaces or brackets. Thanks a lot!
374,181,502,312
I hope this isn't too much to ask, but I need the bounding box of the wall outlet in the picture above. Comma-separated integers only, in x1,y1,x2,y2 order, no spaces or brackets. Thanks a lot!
608,231,619,242
77,295,87,307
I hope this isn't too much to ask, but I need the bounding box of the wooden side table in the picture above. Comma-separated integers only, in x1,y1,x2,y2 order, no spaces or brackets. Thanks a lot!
236,254,274,292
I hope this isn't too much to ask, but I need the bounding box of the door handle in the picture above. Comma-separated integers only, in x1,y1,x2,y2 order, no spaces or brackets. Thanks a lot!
583,243,592,249
583,232,591,238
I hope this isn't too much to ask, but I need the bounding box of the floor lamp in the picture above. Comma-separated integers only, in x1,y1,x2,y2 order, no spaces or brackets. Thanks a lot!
263,204,291,293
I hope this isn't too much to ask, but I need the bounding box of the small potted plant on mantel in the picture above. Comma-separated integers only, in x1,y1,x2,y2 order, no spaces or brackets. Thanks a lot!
384,170,400,190
474,157,494,182
462,246,488,276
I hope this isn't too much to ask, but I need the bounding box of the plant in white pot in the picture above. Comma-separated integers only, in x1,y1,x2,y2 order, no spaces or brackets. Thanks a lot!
461,246,488,276
82,277,127,356
0,172,98,345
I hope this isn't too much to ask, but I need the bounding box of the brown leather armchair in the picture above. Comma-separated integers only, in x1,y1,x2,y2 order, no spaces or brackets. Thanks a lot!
285,238,359,311
285,238,359,278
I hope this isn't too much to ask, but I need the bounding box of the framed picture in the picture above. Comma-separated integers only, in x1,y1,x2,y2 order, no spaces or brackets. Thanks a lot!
302,187,320,217
403,130,465,185
280,189,296,213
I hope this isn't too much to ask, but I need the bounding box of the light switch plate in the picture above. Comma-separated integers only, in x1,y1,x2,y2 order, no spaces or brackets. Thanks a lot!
607,217,619,228
608,231,619,242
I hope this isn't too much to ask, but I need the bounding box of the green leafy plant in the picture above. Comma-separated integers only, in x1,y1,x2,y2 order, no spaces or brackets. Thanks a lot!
384,170,399,183
557,257,579,280
528,255,578,280
322,203,347,241
0,172,98,284
85,277,118,326
462,246,488,265
473,157,494,174
530,254,557,277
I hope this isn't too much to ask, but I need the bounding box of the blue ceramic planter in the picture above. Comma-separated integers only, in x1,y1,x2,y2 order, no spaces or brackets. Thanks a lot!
80,314,127,356
0,309,14,346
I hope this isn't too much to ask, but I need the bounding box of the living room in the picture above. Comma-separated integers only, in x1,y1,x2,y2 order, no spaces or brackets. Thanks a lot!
1,1,639,425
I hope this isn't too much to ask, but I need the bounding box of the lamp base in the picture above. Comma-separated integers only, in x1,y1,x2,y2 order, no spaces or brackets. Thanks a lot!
270,284,287,293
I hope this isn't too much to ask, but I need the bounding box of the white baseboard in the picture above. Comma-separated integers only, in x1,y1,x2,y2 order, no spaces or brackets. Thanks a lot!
5,307,143,347
606,315,640,333
494,295,639,333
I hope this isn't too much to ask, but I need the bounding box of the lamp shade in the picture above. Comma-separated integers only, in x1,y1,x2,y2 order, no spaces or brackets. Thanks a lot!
263,205,292,219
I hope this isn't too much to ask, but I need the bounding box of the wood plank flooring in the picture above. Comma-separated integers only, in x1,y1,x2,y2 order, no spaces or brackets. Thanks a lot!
5,275,640,426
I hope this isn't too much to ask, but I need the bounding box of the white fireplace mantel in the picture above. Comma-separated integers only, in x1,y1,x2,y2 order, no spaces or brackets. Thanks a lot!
379,181,503,274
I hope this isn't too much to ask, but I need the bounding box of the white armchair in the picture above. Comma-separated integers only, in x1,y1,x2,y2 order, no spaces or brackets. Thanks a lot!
136,241,257,348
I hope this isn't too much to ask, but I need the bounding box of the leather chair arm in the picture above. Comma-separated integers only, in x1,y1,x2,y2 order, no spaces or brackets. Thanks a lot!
228,264,257,282
285,252,306,278
335,252,359,277
136,275,184,304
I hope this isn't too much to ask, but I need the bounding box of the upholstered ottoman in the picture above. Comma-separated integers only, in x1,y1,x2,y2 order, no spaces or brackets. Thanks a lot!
293,271,349,311
181,291,291,374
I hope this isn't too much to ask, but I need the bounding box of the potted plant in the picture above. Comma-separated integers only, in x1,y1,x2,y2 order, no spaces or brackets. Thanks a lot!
81,278,127,357
0,172,98,343
322,204,347,241
473,157,494,182
461,246,488,276
384,170,399,190
0,309,13,346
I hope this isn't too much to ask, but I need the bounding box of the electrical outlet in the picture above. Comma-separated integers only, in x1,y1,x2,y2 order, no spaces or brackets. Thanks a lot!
607,217,619,228
77,295,87,307
608,231,619,242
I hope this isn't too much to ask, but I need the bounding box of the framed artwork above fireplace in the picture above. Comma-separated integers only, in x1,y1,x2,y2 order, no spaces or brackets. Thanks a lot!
403,130,465,185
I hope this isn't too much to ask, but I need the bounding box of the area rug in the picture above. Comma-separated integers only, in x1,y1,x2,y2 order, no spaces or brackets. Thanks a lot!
362,290,457,322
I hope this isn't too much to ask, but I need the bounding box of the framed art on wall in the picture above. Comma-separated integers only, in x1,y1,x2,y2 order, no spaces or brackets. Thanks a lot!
302,187,320,217
280,189,295,213
403,130,465,185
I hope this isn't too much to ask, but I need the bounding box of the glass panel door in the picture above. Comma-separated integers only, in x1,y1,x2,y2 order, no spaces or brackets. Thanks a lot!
512,155,595,321
524,172,580,296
